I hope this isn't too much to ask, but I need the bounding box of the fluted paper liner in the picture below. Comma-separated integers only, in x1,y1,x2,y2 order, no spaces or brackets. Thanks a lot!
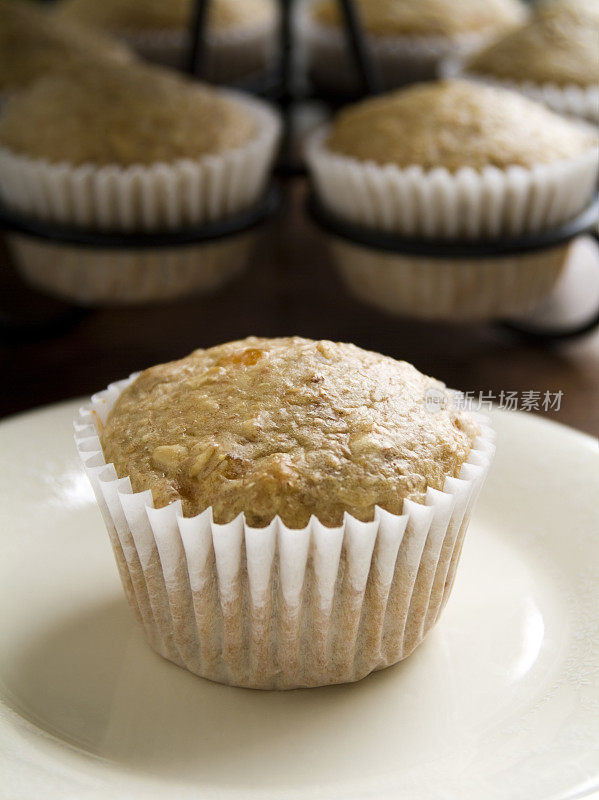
307,127,598,239
75,376,495,689
0,92,281,231
7,230,255,306
302,10,494,91
442,60,599,123
117,19,278,81
329,236,568,322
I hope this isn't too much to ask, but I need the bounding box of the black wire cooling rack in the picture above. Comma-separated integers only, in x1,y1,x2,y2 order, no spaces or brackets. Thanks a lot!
1,0,598,340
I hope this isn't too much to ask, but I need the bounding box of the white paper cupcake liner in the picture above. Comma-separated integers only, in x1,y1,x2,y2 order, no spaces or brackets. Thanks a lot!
0,92,281,231
7,229,256,306
118,19,278,81
307,126,598,239
75,375,495,689
302,11,492,92
441,59,599,124
329,236,569,322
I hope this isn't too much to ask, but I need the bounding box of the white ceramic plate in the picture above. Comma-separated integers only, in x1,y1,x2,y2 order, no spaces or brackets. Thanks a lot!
0,401,597,800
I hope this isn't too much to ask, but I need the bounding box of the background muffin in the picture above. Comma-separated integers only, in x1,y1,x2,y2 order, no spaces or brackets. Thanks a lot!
303,0,526,92
308,79,598,238
56,0,274,34
77,337,495,688
55,0,279,80
307,78,597,322
0,62,254,167
0,59,280,305
458,0,599,121
0,59,281,228
0,0,133,97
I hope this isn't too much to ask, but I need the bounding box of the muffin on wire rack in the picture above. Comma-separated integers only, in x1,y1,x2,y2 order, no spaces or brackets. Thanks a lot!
54,0,279,81
303,0,526,93
76,337,495,689
0,60,281,305
451,0,599,123
0,0,133,101
307,79,598,322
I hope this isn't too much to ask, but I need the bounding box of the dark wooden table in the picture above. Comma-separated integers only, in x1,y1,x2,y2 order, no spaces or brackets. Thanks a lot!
1,182,598,437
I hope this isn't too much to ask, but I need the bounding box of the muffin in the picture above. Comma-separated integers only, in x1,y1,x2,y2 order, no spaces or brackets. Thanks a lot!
303,0,526,93
0,0,133,99
457,0,599,122
54,0,278,80
307,79,597,322
307,79,598,239
75,337,495,689
0,60,280,304
0,59,280,227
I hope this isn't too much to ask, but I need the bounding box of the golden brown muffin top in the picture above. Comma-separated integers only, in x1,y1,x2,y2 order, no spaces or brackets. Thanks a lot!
325,80,597,171
311,0,526,39
0,61,256,166
55,0,275,32
0,0,132,92
100,337,479,529
466,0,599,87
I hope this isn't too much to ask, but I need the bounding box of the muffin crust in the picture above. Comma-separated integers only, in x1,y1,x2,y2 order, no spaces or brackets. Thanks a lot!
311,0,525,38
56,0,275,33
0,0,132,92
0,62,256,166
326,79,597,171
467,0,599,87
100,337,479,528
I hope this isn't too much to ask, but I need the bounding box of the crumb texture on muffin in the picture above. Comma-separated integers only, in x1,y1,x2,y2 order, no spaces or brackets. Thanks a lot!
0,0,132,92
100,337,479,528
325,79,597,171
467,0,599,86
0,61,256,165
311,0,525,37
55,0,275,32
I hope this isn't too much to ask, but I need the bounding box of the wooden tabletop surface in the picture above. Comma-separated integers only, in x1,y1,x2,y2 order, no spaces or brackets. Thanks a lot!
1,181,598,438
